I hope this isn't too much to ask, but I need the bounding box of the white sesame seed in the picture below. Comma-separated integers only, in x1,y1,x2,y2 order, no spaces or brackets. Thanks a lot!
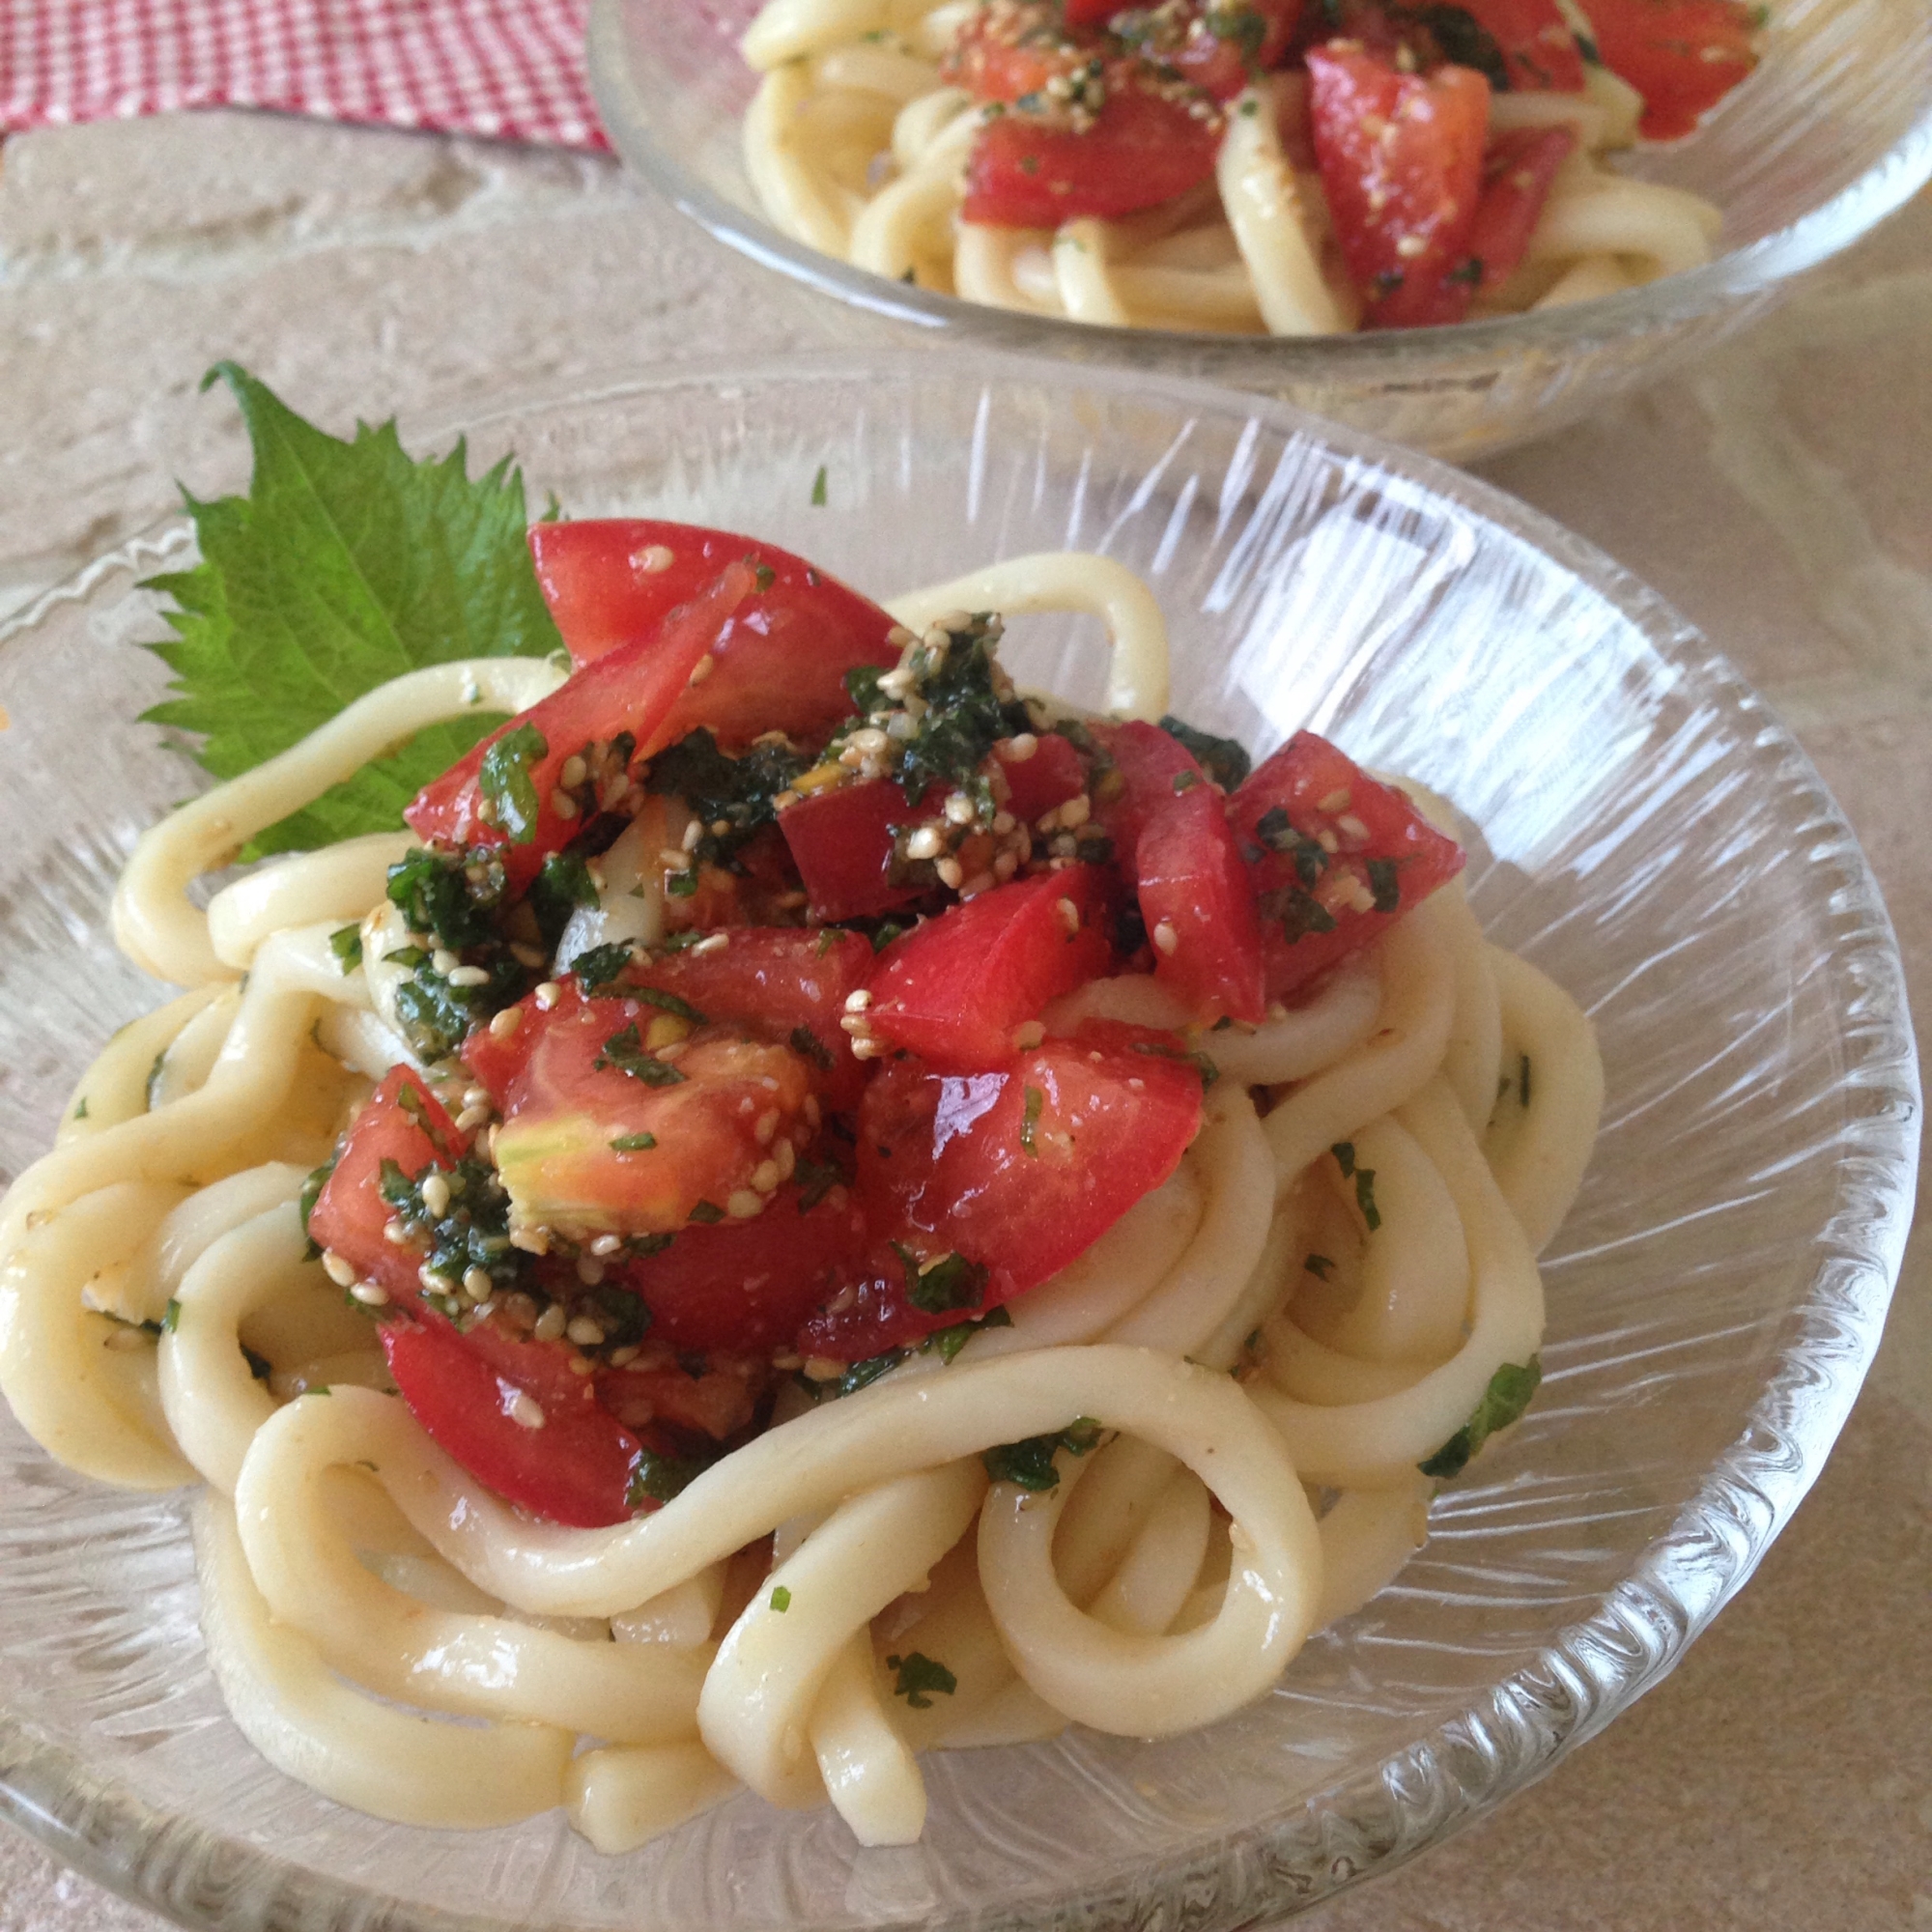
566,1316,606,1348
993,851,1019,881
887,624,916,648
352,1280,391,1307
510,943,548,970
944,792,977,825
1152,920,1179,956
534,981,562,1010
455,1105,491,1132
590,1233,623,1257
1319,788,1351,812
1058,793,1092,829
1056,896,1080,934
507,1390,546,1430
886,712,918,742
1336,813,1371,842
509,1226,552,1256
636,544,674,574
533,1303,568,1342
844,988,873,1013
726,1188,766,1220
754,1109,780,1145
419,1264,454,1294
444,964,490,988
384,1218,411,1245
688,654,715,686
935,857,964,890
322,1250,357,1288
462,1267,494,1300
569,1355,595,1376
1005,732,1038,763
560,754,588,790
577,1255,606,1286
1011,1021,1045,1050
751,1158,781,1194
490,1006,524,1038
959,871,995,897
904,825,945,862
1036,807,1061,834
775,1138,796,1180
659,848,692,870
692,931,729,955
552,792,580,821
420,1173,452,1218
432,949,460,976
803,1094,822,1128
609,1345,640,1368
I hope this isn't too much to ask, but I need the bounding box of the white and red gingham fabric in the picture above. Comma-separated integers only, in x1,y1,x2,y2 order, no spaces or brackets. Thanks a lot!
0,0,609,149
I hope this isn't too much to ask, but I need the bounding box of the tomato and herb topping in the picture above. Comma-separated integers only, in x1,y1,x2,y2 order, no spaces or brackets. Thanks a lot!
300,521,1470,1528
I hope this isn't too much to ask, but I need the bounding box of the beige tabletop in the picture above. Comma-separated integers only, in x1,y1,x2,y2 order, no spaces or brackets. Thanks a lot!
0,109,1926,1932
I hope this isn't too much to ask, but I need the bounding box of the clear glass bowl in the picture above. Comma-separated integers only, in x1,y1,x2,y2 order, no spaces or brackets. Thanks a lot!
0,354,1916,1932
586,0,1932,461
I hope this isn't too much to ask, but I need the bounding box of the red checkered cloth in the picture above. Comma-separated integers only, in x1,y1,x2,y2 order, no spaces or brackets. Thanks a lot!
0,0,608,149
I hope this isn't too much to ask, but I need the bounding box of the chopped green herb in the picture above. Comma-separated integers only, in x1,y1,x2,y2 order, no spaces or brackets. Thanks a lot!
1172,769,1201,794
1130,1038,1219,1089
635,985,707,1025
71,1096,89,1121
1365,856,1401,914
983,1418,1104,1492
1020,1085,1043,1156
1410,3,1511,88
386,843,506,953
645,727,808,873
610,1131,659,1152
1419,1357,1543,1480
378,1151,524,1298
595,1022,688,1087
1158,715,1252,790
1520,1053,1532,1109
1278,888,1339,941
923,1304,1013,1364
748,558,777,594
571,942,635,992
162,1298,182,1333
688,1200,724,1225
527,848,599,944
794,1153,847,1211
870,919,909,953
626,1448,713,1507
478,721,548,844
1304,1253,1335,1281
1446,255,1486,289
810,465,828,507
242,1344,273,1382
1254,806,1328,886
667,868,699,897
298,1150,339,1257
146,1048,168,1111
898,1246,989,1315
885,1651,957,1708
770,1585,793,1612
328,923,363,972
1331,1142,1380,1231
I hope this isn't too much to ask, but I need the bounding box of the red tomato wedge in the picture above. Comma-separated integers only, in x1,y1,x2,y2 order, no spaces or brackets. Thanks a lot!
529,520,903,744
468,985,817,1236
1227,731,1464,1000
1307,43,1490,330
866,865,1116,1068
1581,0,1758,139
1170,0,1304,99
619,926,875,1109
1061,0,1116,24
1461,125,1577,297
777,778,923,923
964,85,1224,228
611,1183,867,1353
793,1026,1203,1361
405,561,754,890
308,1066,468,1302
1090,722,1264,1022
995,730,1088,825
1135,783,1266,1023
1455,0,1586,90
381,1315,642,1528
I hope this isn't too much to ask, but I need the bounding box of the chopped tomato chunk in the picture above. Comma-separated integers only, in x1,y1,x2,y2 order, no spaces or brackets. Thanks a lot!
995,729,1088,824
381,1314,641,1528
1170,0,1304,99
794,1026,1202,1361
307,1066,469,1302
1581,0,1759,140
964,85,1224,229
777,778,923,923
471,985,817,1237
1227,731,1464,999
1452,0,1586,90
612,1183,867,1353
1135,782,1266,1023
529,520,902,743
1460,125,1577,298
866,865,1116,1068
405,561,754,890
1307,43,1490,330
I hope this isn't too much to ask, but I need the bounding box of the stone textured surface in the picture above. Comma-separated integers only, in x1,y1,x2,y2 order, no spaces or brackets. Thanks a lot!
0,102,1928,1932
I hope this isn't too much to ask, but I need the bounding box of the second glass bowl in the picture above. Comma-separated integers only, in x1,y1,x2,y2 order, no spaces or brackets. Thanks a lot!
587,0,1932,460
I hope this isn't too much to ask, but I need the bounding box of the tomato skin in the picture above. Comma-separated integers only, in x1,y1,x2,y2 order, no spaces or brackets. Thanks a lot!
866,866,1117,1068
964,85,1224,228
1307,44,1491,330
623,927,875,1110
612,1184,867,1353
995,730,1087,824
777,779,923,923
1227,731,1464,999
1455,0,1586,89
381,1314,642,1528
308,1067,469,1302
1135,783,1267,1023
473,986,817,1236
1170,0,1304,99
1461,125,1577,296
1582,0,1758,139
794,1027,1202,1360
405,562,753,891
529,521,902,744
1090,720,1199,874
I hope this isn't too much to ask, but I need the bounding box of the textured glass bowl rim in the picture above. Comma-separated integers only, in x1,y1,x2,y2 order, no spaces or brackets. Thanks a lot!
0,351,1918,1932
584,0,1932,372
